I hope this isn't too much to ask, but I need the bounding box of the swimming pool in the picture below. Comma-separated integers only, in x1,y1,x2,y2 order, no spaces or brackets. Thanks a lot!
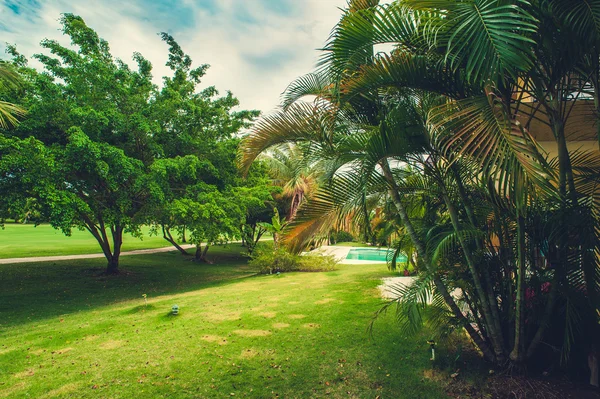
345,248,407,263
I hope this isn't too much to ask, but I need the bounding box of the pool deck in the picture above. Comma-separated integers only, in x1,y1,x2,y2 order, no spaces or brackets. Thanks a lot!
310,245,460,302
310,245,417,299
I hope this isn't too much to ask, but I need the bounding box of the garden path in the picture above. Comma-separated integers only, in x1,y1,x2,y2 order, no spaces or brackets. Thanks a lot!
0,244,196,264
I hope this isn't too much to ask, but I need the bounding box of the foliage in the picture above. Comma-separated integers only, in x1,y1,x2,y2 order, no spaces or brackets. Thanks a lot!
0,62,25,129
249,242,338,274
238,0,600,374
0,14,261,272
257,208,288,249
330,230,355,244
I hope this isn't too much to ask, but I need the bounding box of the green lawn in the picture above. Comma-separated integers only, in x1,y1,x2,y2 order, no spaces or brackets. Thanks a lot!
0,246,466,398
0,223,180,258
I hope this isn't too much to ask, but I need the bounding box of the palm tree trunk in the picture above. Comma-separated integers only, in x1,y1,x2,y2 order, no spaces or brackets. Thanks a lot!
442,193,507,363
449,165,507,359
379,160,496,362
510,213,527,365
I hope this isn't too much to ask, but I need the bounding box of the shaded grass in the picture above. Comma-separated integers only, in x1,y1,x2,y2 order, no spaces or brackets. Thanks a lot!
0,245,252,328
0,246,456,398
0,224,180,258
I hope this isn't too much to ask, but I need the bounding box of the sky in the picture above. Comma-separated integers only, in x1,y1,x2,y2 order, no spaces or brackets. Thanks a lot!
0,0,349,113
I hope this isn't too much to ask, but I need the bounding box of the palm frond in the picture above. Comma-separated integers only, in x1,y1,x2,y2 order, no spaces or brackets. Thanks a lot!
319,3,423,77
281,72,333,110
0,101,26,129
238,102,340,174
340,51,472,100
403,0,538,83
552,0,600,41
428,93,556,201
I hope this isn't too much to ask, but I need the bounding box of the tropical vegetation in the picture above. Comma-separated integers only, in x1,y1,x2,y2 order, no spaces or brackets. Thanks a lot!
239,0,600,378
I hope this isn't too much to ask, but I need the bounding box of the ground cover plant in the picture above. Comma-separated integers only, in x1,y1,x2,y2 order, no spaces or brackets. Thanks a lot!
0,247,457,398
0,224,177,259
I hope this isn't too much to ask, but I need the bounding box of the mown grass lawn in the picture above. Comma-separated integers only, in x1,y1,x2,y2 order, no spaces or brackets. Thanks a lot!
0,246,458,398
0,223,177,258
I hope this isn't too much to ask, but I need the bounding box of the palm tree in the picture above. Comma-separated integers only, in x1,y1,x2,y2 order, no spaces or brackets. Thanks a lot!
239,0,600,370
259,143,320,219
317,0,600,367
0,62,25,128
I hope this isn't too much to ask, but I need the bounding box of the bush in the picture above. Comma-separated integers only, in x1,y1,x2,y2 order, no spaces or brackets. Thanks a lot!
249,243,338,274
249,246,298,274
297,253,338,272
330,231,355,244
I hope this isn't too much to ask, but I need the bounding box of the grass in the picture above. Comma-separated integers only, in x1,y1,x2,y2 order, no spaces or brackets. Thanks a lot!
0,223,181,258
0,246,464,398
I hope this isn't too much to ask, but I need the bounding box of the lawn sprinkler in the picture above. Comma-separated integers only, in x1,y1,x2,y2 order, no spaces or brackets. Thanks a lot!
427,340,436,361
171,305,179,315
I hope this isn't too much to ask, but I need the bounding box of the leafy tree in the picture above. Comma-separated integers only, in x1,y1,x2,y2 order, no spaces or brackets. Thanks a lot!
1,14,259,273
172,188,244,262
1,14,158,273
144,33,259,256
234,162,279,254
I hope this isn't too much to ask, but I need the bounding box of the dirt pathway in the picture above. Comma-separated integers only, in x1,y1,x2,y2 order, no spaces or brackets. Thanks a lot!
0,244,196,265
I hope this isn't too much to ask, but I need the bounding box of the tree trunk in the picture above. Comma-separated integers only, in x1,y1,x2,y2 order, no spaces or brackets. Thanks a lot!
194,244,210,262
379,160,496,362
106,225,123,274
240,225,246,247
546,104,577,203
510,214,527,365
106,257,119,274
254,227,265,248
526,273,559,359
162,225,189,255
443,193,507,363
81,215,122,275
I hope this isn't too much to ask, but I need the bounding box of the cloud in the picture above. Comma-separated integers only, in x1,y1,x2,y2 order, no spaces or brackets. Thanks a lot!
0,0,348,113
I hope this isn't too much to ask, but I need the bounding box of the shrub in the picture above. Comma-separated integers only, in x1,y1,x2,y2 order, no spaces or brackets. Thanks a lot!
330,231,355,244
249,246,298,274
249,243,338,274
297,253,338,272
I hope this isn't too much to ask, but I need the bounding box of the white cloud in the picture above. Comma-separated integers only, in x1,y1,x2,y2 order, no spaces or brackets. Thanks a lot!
0,0,348,113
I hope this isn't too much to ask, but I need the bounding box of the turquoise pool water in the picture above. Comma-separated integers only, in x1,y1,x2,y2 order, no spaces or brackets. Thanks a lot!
345,248,407,262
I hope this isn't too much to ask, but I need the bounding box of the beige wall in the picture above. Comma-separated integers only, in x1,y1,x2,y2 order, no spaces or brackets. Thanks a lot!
519,100,597,142
538,140,599,158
